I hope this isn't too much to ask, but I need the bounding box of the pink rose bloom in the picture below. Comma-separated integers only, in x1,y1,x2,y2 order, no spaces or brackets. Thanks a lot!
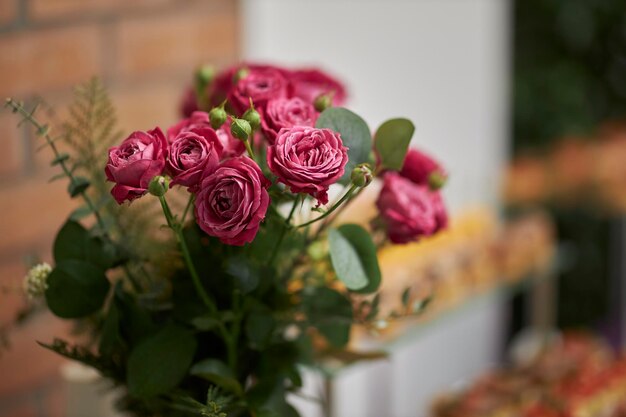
261,97,318,144
376,172,447,244
289,69,347,105
230,67,289,112
267,126,348,205
180,87,199,118
105,128,168,204
167,131,221,190
400,148,448,188
195,157,270,246
216,116,246,159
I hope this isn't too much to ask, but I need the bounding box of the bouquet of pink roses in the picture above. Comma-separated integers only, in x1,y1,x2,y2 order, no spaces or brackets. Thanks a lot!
5,62,448,417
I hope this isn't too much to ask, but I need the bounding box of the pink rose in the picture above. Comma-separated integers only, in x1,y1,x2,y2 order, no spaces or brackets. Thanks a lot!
261,97,318,144
230,67,289,113
216,116,246,159
180,87,199,118
267,126,348,205
195,157,270,246
105,128,168,204
376,172,447,244
289,69,347,105
400,148,447,188
167,131,221,190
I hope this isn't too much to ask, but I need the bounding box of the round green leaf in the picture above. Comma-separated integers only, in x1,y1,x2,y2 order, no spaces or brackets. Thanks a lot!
128,325,197,398
190,358,243,397
316,107,372,184
374,118,415,170
45,259,110,318
328,224,381,293
54,220,116,269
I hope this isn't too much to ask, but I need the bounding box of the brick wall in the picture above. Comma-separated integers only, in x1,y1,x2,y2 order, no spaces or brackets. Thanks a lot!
0,1,239,416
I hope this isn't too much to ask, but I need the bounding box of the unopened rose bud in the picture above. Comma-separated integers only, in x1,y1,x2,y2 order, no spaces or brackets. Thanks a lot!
351,163,373,187
148,175,170,197
243,107,261,131
232,67,249,84
313,93,333,112
428,171,448,190
195,65,215,88
230,118,252,141
23,263,52,299
209,104,228,129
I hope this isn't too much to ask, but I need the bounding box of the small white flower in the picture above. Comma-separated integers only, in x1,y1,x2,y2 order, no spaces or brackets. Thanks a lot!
23,263,52,299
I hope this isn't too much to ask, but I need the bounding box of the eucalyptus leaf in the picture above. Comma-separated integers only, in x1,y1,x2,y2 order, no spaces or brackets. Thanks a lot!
316,107,371,183
190,358,243,397
328,224,381,294
374,118,415,170
127,325,197,398
45,259,110,318
53,220,116,269
68,176,90,197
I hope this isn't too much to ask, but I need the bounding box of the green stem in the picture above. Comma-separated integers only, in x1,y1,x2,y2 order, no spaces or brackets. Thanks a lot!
4,99,144,292
268,196,301,266
158,195,217,316
295,185,358,229
181,194,195,224
244,139,255,160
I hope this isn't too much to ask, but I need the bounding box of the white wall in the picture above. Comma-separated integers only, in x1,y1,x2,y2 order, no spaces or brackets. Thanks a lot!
241,1,511,416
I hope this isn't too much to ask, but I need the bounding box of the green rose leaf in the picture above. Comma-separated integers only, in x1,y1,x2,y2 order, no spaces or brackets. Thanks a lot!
54,220,116,269
127,325,197,398
328,224,381,294
374,118,415,170
45,259,110,318
190,358,243,397
303,287,353,348
245,311,275,349
316,107,372,184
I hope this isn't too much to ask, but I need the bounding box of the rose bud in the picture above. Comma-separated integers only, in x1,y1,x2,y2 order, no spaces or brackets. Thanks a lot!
231,117,252,141
289,69,347,106
261,97,318,144
195,65,215,87
267,126,348,205
230,67,289,112
195,157,270,246
215,116,246,158
167,130,221,190
148,175,170,197
400,148,448,190
209,103,228,129
351,163,373,187
314,93,333,112
243,101,262,131
376,172,446,244
105,128,168,204
232,67,250,84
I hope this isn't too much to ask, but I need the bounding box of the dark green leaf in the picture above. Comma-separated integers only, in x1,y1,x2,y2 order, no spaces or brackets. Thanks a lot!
48,173,65,183
245,312,275,349
374,118,415,170
190,358,243,397
68,176,90,197
53,220,116,269
51,153,70,166
316,107,372,183
328,224,381,293
127,325,197,398
190,315,221,331
69,205,93,221
45,259,110,318
226,256,259,294
303,287,353,348
99,298,123,355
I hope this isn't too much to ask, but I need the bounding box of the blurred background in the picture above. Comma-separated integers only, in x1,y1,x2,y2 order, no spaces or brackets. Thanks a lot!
0,0,625,416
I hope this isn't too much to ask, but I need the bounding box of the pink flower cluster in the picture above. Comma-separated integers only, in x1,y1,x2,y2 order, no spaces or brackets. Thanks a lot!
106,62,449,246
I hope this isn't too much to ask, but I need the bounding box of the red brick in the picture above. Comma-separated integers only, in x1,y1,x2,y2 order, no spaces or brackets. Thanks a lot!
0,0,18,26
0,112,25,180
114,6,238,80
0,176,77,256
0,25,102,97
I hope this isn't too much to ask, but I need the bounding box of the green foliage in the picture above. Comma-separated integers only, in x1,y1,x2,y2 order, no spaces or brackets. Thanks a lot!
316,107,372,183
328,224,381,293
374,118,415,170
39,338,123,380
45,260,110,318
190,358,243,397
303,287,353,348
127,325,197,398
54,219,117,269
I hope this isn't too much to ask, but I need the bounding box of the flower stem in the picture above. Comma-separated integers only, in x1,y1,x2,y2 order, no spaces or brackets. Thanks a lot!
295,185,358,229
158,195,218,316
268,195,301,266
181,194,195,224
244,139,255,160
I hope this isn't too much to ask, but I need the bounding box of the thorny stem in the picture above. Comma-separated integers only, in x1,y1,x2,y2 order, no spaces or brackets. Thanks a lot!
4,99,146,292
